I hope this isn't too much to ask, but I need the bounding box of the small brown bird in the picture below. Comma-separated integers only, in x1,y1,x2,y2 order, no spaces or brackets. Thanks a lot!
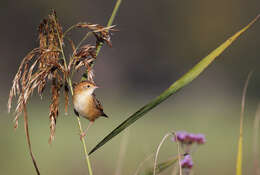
73,81,108,138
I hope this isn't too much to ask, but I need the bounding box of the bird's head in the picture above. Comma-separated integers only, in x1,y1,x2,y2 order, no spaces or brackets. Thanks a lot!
73,80,98,96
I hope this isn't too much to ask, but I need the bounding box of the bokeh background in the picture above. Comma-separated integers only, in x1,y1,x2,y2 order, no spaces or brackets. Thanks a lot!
1,0,260,174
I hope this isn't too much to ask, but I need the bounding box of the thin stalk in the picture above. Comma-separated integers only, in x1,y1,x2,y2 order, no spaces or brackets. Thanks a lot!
96,0,122,59
153,133,172,175
68,63,93,175
23,101,41,175
66,0,122,173
55,0,123,172
172,132,182,175
63,24,78,38
107,0,122,27
80,0,122,82
76,117,94,175
53,15,93,175
75,32,92,54
71,0,123,169
69,78,93,175
70,32,92,77
236,71,253,175
74,1,122,170
114,130,129,175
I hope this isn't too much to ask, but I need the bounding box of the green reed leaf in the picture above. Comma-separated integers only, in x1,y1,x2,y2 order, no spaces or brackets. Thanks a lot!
89,14,260,155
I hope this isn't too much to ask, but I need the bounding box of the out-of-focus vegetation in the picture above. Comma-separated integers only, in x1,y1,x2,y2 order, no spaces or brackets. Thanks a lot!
1,95,259,174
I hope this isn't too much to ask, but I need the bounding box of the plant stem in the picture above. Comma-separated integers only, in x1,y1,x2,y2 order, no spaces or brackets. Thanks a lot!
172,132,182,175
115,130,129,175
75,32,92,53
68,76,94,175
96,0,122,59
63,24,77,38
153,133,172,175
79,0,122,83
53,13,94,175
77,117,94,175
236,71,253,175
59,0,123,173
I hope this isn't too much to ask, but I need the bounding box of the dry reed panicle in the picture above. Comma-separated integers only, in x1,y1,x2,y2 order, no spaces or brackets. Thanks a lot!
8,10,115,142
7,10,116,174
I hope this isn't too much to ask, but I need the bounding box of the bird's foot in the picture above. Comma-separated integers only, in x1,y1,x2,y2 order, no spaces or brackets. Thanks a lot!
80,131,86,140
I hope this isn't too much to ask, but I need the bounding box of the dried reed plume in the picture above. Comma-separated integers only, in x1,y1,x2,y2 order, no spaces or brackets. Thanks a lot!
8,10,116,174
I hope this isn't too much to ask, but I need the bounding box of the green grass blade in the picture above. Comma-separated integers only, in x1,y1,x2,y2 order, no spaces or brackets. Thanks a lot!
89,15,260,155
236,72,253,175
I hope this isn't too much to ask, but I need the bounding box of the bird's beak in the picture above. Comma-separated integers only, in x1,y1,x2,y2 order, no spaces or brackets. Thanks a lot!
95,85,99,89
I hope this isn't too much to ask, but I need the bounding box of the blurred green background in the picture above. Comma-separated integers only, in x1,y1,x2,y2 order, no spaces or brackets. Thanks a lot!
1,0,260,174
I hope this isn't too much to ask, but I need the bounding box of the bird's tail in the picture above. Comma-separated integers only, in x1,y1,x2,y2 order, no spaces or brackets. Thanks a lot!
102,112,109,118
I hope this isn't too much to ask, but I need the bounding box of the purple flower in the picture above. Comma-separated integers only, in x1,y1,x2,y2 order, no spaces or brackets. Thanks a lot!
181,155,193,169
173,131,206,145
175,131,187,142
187,133,197,142
195,134,206,144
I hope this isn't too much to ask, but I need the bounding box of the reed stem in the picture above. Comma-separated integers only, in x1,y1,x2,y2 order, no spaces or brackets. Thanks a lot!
54,13,94,175
71,0,122,173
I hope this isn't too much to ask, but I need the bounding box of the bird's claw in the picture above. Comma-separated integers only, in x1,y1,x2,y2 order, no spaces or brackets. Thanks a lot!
80,132,86,140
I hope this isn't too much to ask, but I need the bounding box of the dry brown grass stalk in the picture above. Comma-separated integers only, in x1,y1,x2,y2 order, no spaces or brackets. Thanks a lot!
8,9,116,174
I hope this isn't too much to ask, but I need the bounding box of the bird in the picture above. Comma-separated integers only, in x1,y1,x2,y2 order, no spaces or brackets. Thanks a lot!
72,80,108,139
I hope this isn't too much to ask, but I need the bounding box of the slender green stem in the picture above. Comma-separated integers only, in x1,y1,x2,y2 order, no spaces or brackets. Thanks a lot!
75,32,92,53
68,69,93,175
77,117,94,175
67,0,122,172
172,132,182,175
70,32,92,78
58,0,123,173
107,0,122,27
53,14,94,175
63,24,78,38
95,0,122,57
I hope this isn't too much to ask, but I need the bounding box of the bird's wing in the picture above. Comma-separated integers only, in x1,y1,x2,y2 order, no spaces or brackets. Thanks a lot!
92,93,108,118
92,93,104,111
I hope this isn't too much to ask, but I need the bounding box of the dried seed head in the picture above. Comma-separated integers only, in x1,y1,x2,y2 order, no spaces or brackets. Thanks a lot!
8,10,66,133
8,10,116,144
76,23,116,47
49,74,62,144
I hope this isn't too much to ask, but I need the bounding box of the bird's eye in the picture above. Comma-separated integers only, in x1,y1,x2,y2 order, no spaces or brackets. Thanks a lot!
83,85,91,89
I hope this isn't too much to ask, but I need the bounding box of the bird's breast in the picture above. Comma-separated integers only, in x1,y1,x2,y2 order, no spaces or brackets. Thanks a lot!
73,92,100,121
73,93,91,117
